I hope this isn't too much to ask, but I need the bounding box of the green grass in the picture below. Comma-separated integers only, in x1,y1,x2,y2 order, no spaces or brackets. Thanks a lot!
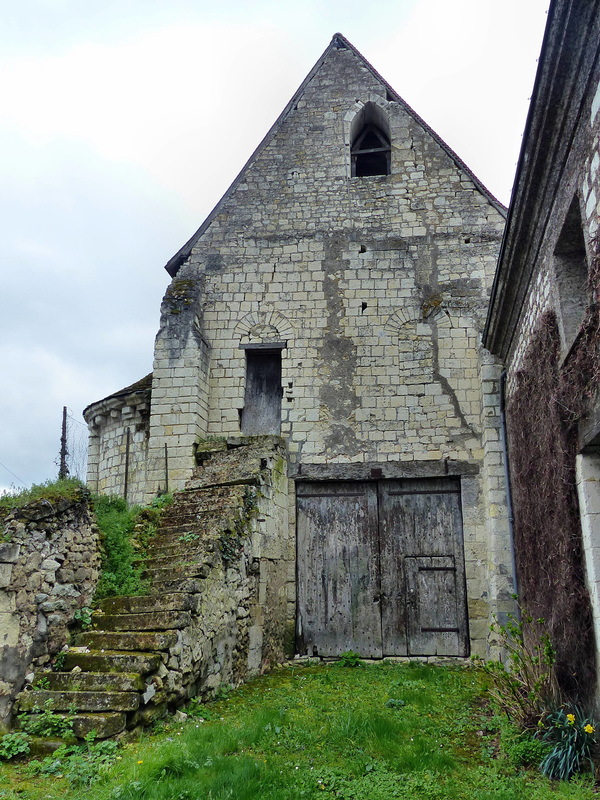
0,662,596,800
0,478,85,514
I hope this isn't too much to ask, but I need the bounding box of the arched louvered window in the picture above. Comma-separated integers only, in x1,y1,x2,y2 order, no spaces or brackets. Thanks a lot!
351,102,391,177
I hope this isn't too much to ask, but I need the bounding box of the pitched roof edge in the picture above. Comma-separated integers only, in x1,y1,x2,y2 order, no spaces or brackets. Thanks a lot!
334,34,507,219
483,0,600,358
83,373,153,422
165,32,506,277
164,37,339,277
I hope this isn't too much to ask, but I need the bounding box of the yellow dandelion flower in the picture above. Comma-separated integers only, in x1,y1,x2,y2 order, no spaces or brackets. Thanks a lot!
585,723,595,734
566,714,575,725
138,760,143,764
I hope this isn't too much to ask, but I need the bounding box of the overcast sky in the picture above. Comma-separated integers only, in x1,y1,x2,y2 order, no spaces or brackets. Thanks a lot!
0,0,550,492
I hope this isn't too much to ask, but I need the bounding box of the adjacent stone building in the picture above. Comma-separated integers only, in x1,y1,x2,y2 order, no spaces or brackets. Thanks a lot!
485,0,600,696
85,34,513,660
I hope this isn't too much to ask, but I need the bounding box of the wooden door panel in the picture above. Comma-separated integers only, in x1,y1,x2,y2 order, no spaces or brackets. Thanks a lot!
405,556,468,657
296,482,382,658
379,479,468,657
242,351,281,435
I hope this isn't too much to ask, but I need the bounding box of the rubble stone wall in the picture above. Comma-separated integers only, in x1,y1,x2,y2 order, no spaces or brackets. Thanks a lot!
0,491,100,729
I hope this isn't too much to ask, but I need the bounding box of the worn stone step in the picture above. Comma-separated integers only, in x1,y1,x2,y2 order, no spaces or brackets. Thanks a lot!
96,610,191,632
72,712,127,739
99,593,193,615
33,671,145,693
75,631,178,651
62,649,162,675
144,553,196,569
17,690,140,713
148,578,205,595
145,565,210,584
145,538,200,554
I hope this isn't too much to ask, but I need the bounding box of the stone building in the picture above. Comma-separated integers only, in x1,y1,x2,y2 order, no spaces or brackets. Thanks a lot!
85,34,513,660
484,0,600,695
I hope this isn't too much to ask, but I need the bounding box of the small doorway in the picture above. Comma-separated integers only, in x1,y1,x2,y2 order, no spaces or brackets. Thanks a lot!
241,346,283,435
296,478,469,658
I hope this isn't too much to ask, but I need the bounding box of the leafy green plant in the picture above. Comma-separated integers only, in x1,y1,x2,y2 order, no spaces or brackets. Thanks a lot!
18,700,76,739
499,720,549,767
151,493,173,510
0,732,30,761
484,610,559,729
178,531,199,544
384,698,406,709
185,698,215,720
74,606,94,631
93,496,150,599
338,650,363,667
538,705,597,780
29,732,119,787
52,651,66,672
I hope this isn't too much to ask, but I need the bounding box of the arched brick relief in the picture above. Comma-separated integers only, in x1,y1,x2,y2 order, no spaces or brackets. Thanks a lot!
235,308,294,345
384,307,421,337
425,305,453,329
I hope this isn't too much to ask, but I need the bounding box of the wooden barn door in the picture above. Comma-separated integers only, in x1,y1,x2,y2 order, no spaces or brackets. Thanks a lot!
296,478,468,658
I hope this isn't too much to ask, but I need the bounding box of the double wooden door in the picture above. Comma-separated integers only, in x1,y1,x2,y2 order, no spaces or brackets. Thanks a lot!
296,478,468,658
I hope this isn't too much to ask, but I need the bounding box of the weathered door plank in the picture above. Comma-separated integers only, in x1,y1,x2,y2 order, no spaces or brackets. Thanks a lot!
296,482,382,658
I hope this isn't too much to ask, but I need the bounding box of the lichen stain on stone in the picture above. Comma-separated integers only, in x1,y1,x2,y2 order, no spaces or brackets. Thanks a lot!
318,240,360,456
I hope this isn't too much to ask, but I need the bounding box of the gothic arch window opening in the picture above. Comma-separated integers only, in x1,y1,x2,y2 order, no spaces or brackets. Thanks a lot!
351,102,391,177
553,195,588,359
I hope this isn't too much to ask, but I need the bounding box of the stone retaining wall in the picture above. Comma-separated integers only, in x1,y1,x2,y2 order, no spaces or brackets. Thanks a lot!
0,491,100,729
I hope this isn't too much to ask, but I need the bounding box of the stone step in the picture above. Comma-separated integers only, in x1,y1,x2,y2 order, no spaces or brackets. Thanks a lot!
62,649,162,675
144,553,196,569
148,578,205,595
72,712,127,740
99,593,193,615
147,540,197,554
76,631,178,651
17,689,140,713
33,671,145,693
95,610,191,632
145,565,210,583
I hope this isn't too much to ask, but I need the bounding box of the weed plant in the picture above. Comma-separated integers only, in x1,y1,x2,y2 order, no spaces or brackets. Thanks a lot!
483,611,559,730
18,700,76,739
93,493,172,599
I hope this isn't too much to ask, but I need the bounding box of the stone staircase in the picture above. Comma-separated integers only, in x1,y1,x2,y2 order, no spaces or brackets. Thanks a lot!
15,436,289,740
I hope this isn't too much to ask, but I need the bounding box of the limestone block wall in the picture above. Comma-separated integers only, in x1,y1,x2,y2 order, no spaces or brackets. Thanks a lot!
145,280,211,505
149,42,506,495
0,491,100,729
85,386,150,505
